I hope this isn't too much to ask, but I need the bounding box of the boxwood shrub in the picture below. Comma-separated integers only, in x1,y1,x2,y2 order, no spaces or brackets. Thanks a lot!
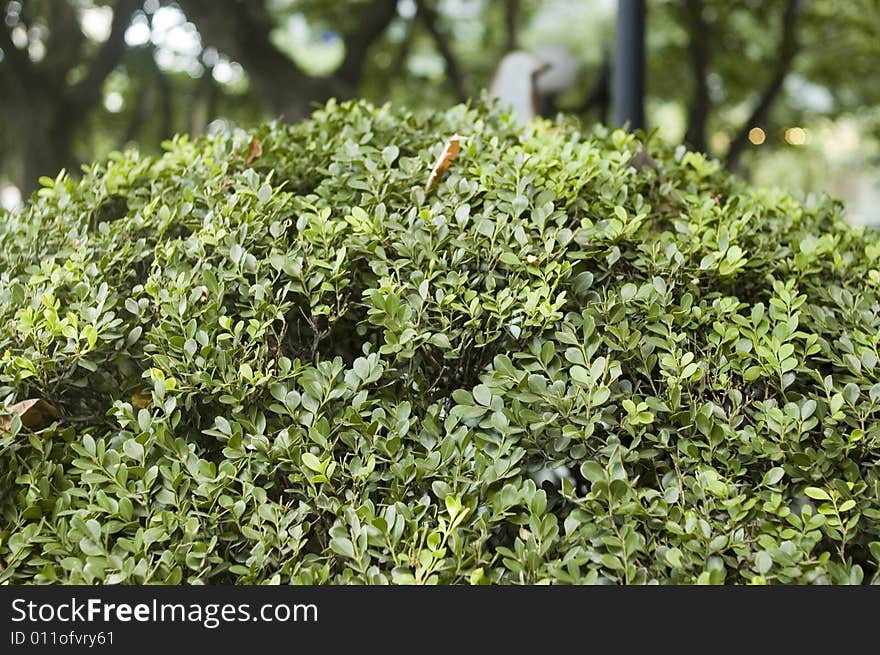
2,100,880,585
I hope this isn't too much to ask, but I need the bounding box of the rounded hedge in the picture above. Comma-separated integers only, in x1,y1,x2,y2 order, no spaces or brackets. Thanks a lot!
2,100,880,584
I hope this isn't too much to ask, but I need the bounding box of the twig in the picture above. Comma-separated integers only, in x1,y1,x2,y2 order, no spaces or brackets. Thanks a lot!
725,0,802,170
415,0,467,102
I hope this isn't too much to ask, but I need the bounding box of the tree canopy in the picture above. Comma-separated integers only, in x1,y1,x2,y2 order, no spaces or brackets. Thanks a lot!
1,0,879,211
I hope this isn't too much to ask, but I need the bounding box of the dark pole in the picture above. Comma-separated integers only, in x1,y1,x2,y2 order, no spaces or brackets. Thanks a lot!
612,0,645,130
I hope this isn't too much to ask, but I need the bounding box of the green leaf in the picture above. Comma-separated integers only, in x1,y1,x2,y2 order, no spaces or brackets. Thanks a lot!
473,384,492,407
429,333,452,348
122,439,144,461
445,495,462,519
838,499,856,512
330,537,356,559
580,461,605,483
804,487,831,501
665,547,683,569
257,184,272,204
137,409,151,433
570,365,590,386
214,416,231,436
301,452,323,473
763,467,785,485
382,145,399,165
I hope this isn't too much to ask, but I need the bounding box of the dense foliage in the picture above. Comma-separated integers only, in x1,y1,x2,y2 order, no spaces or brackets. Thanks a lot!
2,100,880,584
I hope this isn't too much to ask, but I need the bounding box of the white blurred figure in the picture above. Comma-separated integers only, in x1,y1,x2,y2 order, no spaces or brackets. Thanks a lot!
489,46,580,123
532,45,580,99
488,50,548,124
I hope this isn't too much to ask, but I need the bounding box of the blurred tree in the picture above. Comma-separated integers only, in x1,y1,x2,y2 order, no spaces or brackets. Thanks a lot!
176,0,399,119
1,0,139,192
1,0,879,199
652,0,880,169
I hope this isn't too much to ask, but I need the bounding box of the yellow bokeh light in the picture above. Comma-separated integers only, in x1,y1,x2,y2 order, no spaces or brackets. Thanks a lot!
785,127,807,146
748,127,766,145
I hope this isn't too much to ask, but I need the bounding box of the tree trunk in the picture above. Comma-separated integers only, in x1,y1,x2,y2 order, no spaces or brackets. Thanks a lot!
12,85,76,194
504,0,520,52
683,0,711,153
1,0,138,193
178,0,397,122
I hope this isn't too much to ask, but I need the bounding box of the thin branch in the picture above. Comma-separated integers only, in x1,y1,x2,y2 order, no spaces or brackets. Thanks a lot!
43,0,86,84
122,70,155,145
683,0,711,153
190,65,218,135
383,15,418,99
578,52,611,124
337,0,399,87
121,45,171,146
66,0,140,121
155,59,173,143
725,0,801,170
415,0,467,102
390,16,417,78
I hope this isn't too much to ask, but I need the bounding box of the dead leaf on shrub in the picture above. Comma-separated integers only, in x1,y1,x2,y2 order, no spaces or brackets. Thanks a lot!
0,398,60,432
424,134,467,194
245,137,263,165
131,388,151,410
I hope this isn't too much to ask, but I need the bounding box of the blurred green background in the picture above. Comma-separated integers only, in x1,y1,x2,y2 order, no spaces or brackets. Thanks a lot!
1,0,879,226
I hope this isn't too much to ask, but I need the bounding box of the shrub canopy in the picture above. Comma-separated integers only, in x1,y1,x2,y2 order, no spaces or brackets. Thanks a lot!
2,100,880,584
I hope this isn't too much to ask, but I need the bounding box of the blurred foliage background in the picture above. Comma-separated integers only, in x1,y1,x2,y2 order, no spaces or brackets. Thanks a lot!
1,0,879,225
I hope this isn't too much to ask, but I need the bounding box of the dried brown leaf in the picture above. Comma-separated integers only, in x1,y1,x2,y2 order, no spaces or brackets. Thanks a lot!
131,388,151,410
245,137,263,166
1,398,60,432
424,134,467,194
